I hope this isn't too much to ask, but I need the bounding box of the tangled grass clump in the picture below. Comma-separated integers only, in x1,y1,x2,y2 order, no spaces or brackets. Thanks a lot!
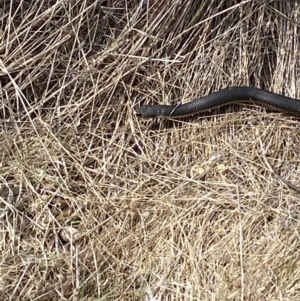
0,1,300,300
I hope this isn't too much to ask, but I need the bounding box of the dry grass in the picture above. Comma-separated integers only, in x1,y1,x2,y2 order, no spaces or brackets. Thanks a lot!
1,0,300,300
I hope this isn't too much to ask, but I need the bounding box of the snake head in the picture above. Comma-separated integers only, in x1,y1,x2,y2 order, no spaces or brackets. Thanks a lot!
135,105,172,117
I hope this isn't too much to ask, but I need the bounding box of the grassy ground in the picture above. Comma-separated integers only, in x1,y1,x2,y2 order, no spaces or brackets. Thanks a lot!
1,1,300,300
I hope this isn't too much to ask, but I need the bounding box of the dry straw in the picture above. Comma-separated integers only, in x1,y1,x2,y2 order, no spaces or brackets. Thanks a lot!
0,1,300,300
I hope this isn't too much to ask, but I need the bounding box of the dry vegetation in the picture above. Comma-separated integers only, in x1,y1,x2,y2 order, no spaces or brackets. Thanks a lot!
1,0,300,300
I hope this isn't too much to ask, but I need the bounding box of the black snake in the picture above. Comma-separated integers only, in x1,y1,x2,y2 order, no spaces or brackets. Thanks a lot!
136,86,300,117
136,86,300,193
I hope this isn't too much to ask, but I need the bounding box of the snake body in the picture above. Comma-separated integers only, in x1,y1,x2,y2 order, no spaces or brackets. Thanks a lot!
136,86,300,117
